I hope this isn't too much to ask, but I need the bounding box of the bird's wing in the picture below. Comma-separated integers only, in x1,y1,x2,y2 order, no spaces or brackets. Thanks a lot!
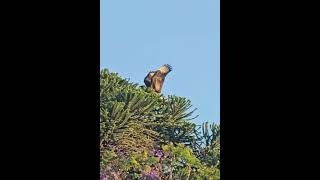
151,73,164,93
144,71,154,87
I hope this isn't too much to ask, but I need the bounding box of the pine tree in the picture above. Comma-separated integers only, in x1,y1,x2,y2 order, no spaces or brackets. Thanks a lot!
100,69,198,165
100,69,220,179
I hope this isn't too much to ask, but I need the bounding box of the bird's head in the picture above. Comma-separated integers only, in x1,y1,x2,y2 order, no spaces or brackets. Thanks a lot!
158,64,172,75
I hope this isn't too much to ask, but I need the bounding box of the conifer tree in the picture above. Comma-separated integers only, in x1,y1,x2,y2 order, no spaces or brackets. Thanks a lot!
100,69,220,179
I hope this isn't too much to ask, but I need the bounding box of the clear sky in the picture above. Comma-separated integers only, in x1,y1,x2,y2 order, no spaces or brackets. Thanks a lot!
101,0,220,125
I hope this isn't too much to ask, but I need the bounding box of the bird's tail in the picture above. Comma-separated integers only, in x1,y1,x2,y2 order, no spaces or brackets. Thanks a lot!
158,64,172,74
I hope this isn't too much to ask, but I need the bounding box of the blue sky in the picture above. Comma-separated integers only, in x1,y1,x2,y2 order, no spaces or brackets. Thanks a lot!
101,0,220,125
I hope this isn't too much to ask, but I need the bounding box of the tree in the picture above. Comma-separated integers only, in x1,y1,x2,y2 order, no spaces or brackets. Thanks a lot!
100,69,220,179
192,122,220,168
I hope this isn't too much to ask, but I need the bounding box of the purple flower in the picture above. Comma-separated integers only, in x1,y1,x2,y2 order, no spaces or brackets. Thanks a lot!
152,149,168,160
149,169,158,177
100,174,107,180
150,149,156,155
141,169,159,180
155,150,162,158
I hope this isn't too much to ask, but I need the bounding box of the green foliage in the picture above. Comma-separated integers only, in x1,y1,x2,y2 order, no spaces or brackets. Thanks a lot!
161,143,219,180
100,69,197,153
100,69,220,180
192,122,220,168
100,69,159,152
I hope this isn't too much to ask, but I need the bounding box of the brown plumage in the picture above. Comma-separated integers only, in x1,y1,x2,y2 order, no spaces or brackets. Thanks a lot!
144,64,172,93
144,71,155,88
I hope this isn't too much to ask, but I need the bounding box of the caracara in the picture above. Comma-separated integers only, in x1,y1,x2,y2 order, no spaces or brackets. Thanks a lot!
144,64,172,93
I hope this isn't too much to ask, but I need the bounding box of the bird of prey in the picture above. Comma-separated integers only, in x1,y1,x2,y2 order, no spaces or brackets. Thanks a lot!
144,64,172,93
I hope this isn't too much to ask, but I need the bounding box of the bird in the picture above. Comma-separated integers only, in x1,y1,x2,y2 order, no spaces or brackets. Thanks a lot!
144,64,172,93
